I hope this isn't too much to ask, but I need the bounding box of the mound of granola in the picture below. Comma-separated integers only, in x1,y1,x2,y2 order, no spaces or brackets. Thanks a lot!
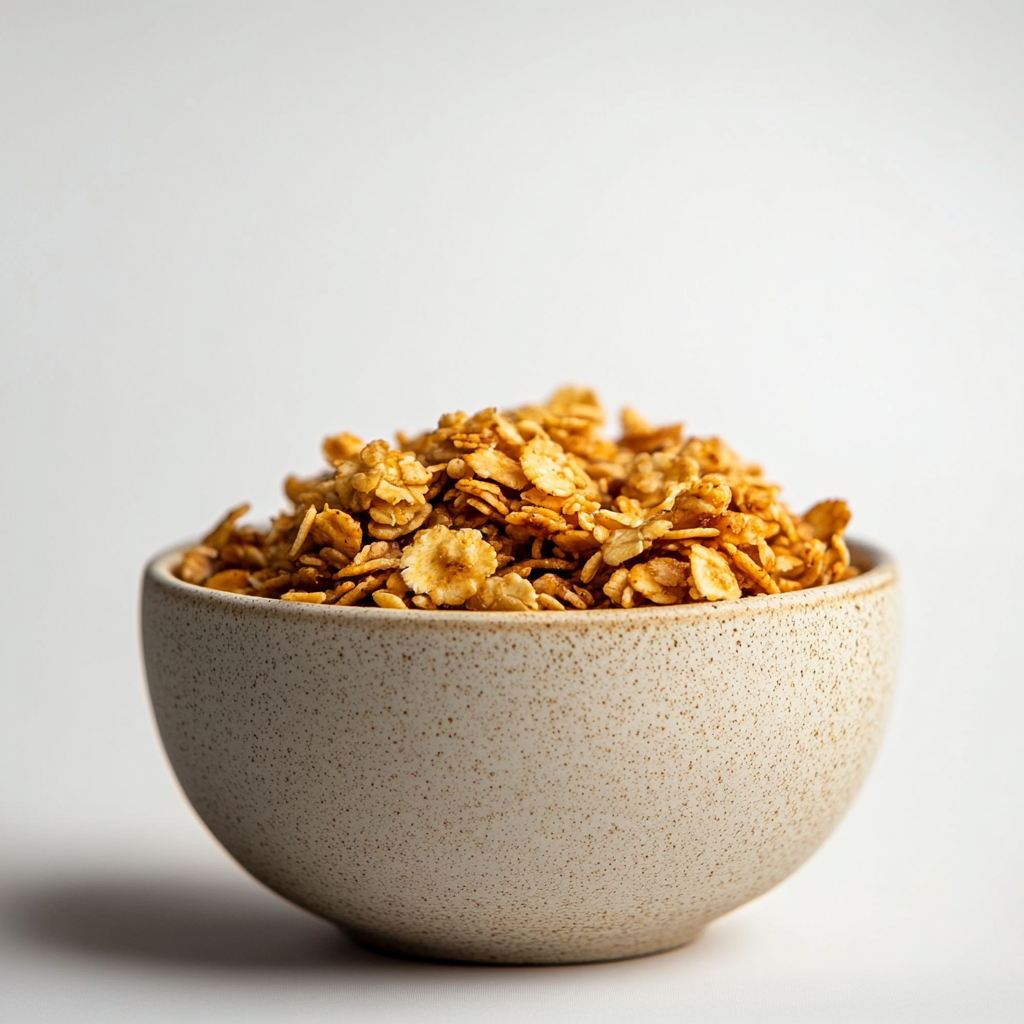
177,388,856,610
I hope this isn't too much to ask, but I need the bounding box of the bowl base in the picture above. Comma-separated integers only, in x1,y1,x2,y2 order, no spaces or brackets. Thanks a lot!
341,925,706,966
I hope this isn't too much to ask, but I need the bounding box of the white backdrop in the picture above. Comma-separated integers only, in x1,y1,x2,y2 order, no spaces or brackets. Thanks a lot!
2,2,1022,1021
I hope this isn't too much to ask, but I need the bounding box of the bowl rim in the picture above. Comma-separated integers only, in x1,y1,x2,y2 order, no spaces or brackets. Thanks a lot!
144,538,897,629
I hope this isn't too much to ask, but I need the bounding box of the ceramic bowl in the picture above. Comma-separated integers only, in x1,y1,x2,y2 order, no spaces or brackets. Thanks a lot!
141,541,900,964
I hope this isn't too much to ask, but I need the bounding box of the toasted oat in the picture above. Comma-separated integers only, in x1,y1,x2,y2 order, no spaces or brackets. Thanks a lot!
336,574,386,606
601,527,645,567
465,447,529,490
804,500,852,542
399,524,498,606
176,388,855,610
280,590,327,604
724,544,780,595
288,505,318,559
203,505,251,550
466,572,540,612
310,505,363,557
204,568,252,593
689,544,742,602
179,545,218,585
322,432,364,466
520,437,584,497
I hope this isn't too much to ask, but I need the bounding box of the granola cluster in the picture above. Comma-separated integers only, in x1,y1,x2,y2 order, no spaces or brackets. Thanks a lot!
177,388,856,611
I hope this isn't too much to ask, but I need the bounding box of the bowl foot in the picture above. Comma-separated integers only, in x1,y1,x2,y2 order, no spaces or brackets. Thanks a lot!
341,925,706,966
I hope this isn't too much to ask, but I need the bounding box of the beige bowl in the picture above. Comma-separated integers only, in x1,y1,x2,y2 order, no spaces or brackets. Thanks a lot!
141,541,900,964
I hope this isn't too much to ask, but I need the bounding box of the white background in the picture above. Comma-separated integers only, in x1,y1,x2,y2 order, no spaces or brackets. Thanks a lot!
2,2,1022,1021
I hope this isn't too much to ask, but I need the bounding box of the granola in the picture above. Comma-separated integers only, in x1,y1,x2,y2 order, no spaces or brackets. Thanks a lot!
176,388,857,610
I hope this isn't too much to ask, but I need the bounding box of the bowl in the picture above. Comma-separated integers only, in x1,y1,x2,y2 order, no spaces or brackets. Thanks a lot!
141,540,900,964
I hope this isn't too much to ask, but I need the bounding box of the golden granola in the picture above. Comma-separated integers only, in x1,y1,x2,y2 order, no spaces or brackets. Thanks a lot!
176,388,858,610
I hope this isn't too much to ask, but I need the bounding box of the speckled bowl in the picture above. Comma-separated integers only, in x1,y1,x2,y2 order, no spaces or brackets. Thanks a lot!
141,540,900,964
